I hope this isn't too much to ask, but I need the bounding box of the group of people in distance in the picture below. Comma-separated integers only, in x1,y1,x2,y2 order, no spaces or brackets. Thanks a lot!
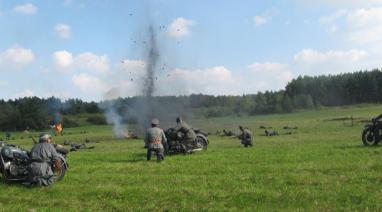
145,116,198,162
145,117,254,162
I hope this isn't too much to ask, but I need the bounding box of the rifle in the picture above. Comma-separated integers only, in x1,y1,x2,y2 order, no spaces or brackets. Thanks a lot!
31,136,38,144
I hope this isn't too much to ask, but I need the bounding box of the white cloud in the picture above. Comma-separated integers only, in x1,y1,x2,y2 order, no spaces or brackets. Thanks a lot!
72,73,106,93
248,62,293,90
102,66,237,97
13,3,38,15
53,50,73,70
101,59,147,99
101,62,295,98
157,66,239,95
55,23,71,39
75,53,110,73
0,45,35,69
254,16,269,26
254,9,278,26
15,89,34,98
243,62,293,91
53,51,110,73
294,49,367,63
43,91,71,100
119,59,145,72
320,7,382,45
168,18,195,38
293,48,375,75
300,0,382,7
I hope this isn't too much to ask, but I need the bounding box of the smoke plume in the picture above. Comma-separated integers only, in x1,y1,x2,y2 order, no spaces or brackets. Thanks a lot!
101,8,193,136
139,25,159,132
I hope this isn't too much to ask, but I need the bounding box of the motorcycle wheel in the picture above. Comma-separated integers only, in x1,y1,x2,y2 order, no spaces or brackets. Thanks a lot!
196,135,208,150
53,159,67,182
362,128,378,146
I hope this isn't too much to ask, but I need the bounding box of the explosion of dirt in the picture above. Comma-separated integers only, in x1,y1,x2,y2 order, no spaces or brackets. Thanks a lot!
140,25,159,132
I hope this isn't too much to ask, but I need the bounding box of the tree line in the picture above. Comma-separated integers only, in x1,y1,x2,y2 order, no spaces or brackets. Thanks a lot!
0,97,100,131
1,69,381,130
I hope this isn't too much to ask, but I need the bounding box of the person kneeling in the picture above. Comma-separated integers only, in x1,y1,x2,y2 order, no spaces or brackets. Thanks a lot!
27,133,59,186
239,126,253,147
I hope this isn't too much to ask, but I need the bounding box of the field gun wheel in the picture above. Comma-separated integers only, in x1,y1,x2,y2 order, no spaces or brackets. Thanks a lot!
362,128,378,146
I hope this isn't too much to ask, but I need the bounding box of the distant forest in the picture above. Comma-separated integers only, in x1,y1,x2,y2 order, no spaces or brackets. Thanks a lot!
1,69,382,130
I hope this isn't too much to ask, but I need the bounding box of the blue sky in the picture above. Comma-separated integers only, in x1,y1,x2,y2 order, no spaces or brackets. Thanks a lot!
1,0,382,101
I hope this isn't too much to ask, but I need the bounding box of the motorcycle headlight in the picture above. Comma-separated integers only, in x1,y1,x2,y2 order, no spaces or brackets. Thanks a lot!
2,147,12,159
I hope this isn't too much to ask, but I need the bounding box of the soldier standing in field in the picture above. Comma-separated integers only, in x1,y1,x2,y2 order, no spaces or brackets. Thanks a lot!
174,117,197,147
145,118,167,162
239,126,253,147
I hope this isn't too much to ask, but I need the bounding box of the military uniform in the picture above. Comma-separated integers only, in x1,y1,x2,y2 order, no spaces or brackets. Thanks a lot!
28,142,59,186
145,127,167,161
174,121,196,144
240,128,253,147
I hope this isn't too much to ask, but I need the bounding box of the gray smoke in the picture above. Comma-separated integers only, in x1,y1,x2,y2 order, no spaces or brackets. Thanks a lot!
100,25,161,137
139,25,159,132
101,17,193,136
98,100,128,137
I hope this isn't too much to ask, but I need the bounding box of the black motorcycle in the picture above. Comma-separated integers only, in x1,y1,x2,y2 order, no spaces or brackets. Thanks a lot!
362,118,382,146
164,128,209,154
0,141,69,183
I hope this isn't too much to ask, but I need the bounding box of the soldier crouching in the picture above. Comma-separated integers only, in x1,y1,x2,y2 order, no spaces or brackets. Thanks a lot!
27,133,59,186
239,125,253,147
145,118,167,162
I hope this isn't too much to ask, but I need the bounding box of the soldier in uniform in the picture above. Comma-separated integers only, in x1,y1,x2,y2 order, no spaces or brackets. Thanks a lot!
27,133,59,186
145,118,167,162
174,117,196,146
239,126,253,147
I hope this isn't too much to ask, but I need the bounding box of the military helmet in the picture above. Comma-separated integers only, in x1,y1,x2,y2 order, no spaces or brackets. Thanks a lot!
151,118,159,125
39,133,52,143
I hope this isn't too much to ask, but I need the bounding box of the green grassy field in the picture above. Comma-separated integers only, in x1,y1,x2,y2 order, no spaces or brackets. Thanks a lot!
1,105,382,211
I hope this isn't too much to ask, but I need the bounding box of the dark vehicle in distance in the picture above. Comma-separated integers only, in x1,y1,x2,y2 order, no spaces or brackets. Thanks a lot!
164,128,208,154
